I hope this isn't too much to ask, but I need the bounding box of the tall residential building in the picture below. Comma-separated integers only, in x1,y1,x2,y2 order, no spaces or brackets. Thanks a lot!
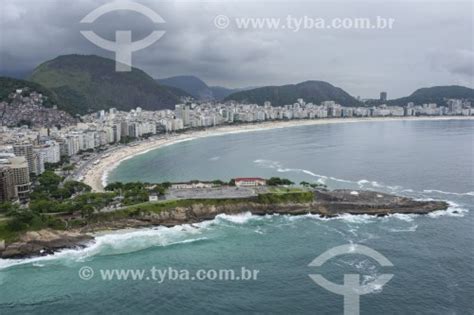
33,149,45,175
13,143,34,173
380,92,387,102
111,124,121,143
0,165,16,202
9,157,31,201
39,140,61,163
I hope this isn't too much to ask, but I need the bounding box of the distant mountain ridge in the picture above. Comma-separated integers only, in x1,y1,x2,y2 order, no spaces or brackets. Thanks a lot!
157,75,213,100
29,54,187,115
387,85,474,106
224,80,361,107
5,54,473,114
157,75,251,100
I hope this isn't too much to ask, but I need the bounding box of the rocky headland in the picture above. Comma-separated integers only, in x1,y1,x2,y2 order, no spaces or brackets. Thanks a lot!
0,190,448,259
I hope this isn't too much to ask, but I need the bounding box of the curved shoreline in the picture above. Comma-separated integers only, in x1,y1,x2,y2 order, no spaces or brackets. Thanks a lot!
81,116,474,191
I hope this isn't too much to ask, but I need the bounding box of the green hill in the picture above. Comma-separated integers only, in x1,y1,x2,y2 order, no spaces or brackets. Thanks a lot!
29,55,185,114
387,85,474,106
224,80,360,106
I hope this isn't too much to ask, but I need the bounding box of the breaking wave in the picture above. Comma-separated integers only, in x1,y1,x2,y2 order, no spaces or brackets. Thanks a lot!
386,225,418,233
428,201,469,218
215,212,261,224
0,224,210,271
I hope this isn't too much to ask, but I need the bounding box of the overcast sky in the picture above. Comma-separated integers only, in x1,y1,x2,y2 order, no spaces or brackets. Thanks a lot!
0,0,473,98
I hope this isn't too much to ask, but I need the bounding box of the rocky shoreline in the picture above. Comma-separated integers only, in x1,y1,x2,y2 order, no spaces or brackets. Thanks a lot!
0,230,93,259
0,190,449,259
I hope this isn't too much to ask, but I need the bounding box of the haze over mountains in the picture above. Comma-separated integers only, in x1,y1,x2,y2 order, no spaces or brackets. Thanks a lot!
0,54,473,116
156,75,250,101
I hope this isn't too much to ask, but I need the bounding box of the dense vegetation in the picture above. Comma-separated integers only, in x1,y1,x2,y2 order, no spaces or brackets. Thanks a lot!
267,177,295,186
29,54,187,115
300,181,327,189
0,170,109,240
105,181,171,205
225,80,361,107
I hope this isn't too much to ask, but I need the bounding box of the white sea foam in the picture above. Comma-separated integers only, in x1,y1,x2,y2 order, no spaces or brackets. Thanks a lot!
316,177,327,184
334,214,374,224
428,201,469,218
253,159,411,192
0,225,210,270
328,176,353,184
253,159,282,169
384,213,417,222
302,170,325,178
286,213,377,224
387,225,418,233
387,185,403,190
215,212,259,224
423,189,474,197
254,227,266,235
32,262,45,267
253,159,328,184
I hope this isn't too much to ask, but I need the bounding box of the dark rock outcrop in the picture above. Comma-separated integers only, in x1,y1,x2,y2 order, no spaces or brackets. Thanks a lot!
0,230,93,259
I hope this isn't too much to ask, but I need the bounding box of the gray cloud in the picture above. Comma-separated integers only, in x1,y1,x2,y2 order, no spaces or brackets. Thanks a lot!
428,49,474,77
0,0,472,98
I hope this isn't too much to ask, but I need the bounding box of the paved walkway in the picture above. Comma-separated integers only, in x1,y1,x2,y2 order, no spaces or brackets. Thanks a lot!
165,186,261,200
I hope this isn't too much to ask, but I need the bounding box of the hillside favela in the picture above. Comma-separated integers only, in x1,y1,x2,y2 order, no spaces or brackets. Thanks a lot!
0,1,473,314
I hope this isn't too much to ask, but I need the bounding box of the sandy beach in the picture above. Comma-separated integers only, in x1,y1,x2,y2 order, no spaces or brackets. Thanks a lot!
81,116,473,191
